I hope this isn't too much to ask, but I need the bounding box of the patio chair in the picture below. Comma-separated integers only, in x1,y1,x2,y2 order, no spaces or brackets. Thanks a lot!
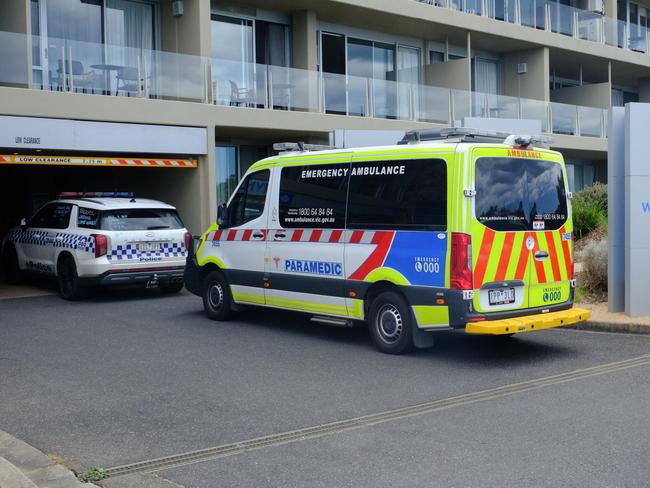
56,60,97,93
229,80,256,107
116,67,146,97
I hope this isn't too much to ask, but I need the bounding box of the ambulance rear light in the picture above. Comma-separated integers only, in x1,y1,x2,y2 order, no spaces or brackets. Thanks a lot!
91,234,108,258
450,232,473,291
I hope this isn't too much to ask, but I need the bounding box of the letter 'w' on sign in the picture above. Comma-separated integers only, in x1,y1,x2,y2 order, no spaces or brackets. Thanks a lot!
642,202,650,213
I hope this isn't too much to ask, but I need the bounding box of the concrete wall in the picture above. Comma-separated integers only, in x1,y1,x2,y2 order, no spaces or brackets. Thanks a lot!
637,78,650,102
160,0,211,57
424,58,471,91
502,47,549,101
550,82,611,109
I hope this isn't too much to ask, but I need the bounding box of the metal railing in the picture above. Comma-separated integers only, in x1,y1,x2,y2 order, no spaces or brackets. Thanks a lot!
416,0,650,53
0,30,607,138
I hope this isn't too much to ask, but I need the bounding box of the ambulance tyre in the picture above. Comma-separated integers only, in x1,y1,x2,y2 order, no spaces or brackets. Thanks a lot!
2,245,23,284
368,291,414,355
202,270,233,321
57,255,85,300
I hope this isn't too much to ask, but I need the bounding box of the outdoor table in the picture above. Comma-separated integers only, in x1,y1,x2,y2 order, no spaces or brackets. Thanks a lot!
90,64,125,96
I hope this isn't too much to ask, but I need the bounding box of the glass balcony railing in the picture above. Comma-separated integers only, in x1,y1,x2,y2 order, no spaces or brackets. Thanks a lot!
416,0,650,55
0,30,606,139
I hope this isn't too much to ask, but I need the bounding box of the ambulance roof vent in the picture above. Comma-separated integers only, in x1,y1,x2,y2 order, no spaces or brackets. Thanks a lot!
399,128,553,147
273,142,336,154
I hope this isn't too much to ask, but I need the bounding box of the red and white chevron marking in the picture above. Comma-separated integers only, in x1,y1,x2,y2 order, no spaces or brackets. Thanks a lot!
109,159,196,168
0,156,10,162
206,228,387,243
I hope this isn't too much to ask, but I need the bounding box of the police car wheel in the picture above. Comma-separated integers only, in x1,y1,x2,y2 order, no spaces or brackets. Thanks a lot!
368,291,414,355
57,257,84,300
202,271,233,320
2,245,23,284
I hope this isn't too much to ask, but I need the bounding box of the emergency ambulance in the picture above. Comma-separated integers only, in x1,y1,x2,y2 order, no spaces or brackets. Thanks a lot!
184,128,590,354
1,193,189,299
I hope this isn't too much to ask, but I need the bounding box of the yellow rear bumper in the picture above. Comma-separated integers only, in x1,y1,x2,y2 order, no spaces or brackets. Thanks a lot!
465,307,591,335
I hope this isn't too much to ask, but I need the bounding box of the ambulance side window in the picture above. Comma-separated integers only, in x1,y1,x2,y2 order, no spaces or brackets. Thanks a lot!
347,159,447,231
227,169,270,227
278,163,348,229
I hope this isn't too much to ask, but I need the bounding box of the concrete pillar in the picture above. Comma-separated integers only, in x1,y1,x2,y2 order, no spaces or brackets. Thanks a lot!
501,47,550,101
160,0,211,57
292,10,318,71
603,0,616,18
637,78,650,103
0,0,30,87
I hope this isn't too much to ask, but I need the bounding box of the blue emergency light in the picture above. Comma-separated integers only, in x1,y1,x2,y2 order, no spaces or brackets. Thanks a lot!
59,192,135,198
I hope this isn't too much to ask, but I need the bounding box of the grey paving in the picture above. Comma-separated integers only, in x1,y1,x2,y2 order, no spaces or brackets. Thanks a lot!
1,290,649,487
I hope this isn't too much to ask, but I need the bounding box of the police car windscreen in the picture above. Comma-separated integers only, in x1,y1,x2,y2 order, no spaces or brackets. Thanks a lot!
97,209,184,231
475,158,568,232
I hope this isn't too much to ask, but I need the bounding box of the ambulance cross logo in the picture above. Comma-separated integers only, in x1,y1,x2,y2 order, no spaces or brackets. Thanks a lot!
273,256,281,269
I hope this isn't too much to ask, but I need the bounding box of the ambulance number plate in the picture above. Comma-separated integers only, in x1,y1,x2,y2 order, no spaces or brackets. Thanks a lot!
488,288,515,306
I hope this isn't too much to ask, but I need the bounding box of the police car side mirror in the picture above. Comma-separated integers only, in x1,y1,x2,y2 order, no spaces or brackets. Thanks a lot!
19,218,28,230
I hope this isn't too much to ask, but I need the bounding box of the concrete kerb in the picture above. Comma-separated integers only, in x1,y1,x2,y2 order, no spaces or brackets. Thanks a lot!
0,430,97,488
569,302,650,335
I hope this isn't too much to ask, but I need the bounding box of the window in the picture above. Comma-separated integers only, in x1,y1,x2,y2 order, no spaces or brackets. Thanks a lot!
475,158,568,231
29,204,55,228
30,203,72,229
279,164,348,229
227,170,270,227
99,209,184,231
347,159,447,230
77,207,100,229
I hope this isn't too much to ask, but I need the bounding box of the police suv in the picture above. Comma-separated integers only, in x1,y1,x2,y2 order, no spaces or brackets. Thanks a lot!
1,193,189,299
185,129,590,354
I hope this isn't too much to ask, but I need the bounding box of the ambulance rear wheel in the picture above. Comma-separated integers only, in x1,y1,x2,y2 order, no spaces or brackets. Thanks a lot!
368,291,414,355
57,256,84,300
202,270,233,320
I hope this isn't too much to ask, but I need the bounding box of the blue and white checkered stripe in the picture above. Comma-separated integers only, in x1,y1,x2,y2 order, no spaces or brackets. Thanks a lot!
7,229,95,253
107,242,187,261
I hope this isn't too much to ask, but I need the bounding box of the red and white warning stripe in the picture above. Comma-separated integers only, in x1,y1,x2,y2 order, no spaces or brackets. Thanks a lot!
109,159,196,168
206,228,386,244
0,156,10,162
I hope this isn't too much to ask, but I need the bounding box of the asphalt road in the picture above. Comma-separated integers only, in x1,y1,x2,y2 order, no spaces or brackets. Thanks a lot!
1,290,649,487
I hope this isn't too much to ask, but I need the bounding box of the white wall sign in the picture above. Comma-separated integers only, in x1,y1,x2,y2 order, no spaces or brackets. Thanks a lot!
0,116,208,155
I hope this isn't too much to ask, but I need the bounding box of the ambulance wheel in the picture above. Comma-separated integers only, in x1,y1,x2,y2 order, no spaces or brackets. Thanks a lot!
2,245,23,284
368,291,414,355
202,270,233,320
57,256,84,300
159,281,184,294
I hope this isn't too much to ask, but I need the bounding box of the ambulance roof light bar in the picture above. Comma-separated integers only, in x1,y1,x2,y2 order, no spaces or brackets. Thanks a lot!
399,128,554,147
273,142,336,153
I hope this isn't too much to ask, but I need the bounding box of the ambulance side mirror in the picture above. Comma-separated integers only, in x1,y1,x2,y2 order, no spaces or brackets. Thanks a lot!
20,218,28,230
217,204,228,228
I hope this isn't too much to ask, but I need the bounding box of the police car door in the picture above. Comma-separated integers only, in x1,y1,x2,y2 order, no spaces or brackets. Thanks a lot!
15,203,56,273
265,154,351,317
35,202,73,273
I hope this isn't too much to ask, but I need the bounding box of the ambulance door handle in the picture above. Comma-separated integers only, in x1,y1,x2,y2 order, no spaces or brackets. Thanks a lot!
252,232,265,240
274,232,287,241
534,251,549,261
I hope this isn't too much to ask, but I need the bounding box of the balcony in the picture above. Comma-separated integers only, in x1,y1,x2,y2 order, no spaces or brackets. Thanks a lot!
0,30,606,139
416,0,650,54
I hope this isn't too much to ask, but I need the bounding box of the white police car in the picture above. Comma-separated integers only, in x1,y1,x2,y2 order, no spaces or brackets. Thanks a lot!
1,193,189,299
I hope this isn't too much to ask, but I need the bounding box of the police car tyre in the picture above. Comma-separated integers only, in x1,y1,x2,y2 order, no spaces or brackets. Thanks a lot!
202,270,233,320
159,281,184,293
57,256,85,300
368,291,414,355
1,245,23,284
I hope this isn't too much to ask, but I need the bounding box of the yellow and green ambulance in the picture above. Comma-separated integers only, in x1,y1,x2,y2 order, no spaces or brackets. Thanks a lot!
184,128,590,354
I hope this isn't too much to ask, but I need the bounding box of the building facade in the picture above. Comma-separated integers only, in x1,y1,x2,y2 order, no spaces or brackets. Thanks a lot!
1,0,645,235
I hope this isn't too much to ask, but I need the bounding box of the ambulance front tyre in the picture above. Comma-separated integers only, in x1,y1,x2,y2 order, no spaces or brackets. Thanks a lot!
368,291,414,355
202,270,233,320
57,255,85,300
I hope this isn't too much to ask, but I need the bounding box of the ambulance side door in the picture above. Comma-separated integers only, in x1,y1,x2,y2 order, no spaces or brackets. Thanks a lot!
264,157,351,317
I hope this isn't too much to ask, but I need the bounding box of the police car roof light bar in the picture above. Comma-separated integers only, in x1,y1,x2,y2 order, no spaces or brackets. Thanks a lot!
273,142,336,153
399,128,554,147
59,192,135,199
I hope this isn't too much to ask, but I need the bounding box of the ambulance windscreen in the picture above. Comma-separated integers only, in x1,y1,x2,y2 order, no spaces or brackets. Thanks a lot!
474,158,568,232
